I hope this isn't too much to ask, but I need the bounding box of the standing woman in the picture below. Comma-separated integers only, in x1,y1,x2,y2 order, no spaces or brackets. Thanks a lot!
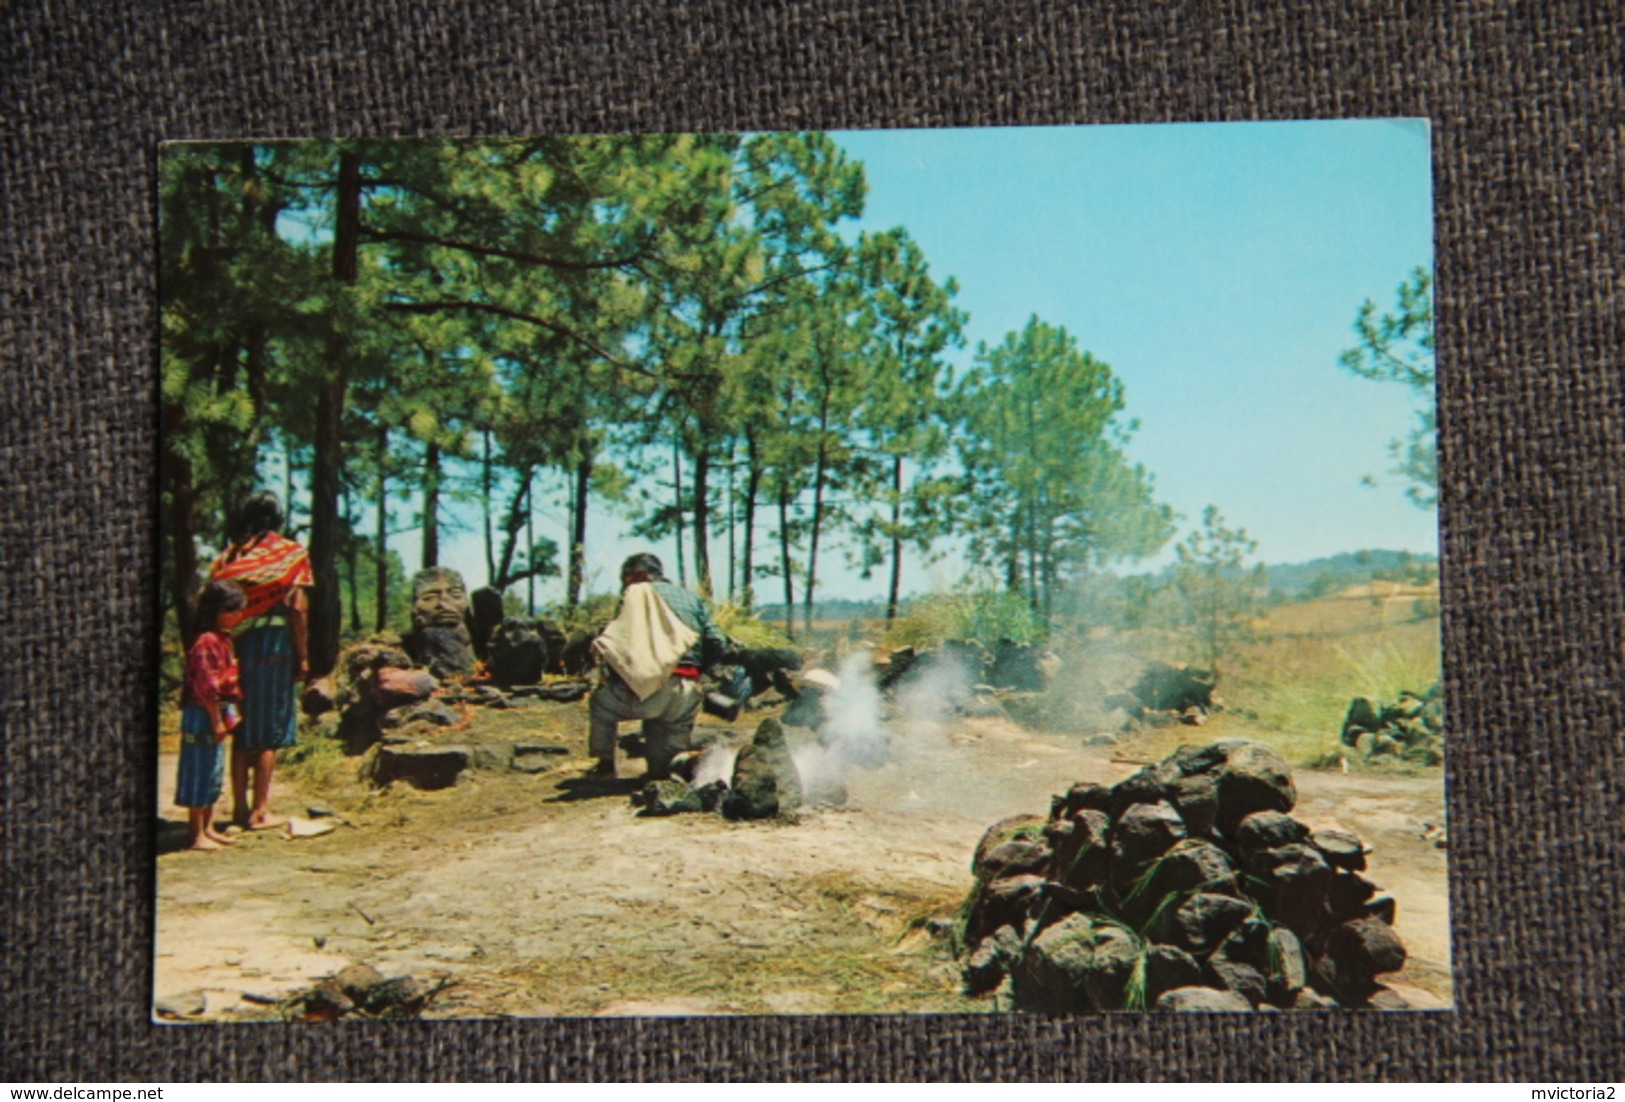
208,490,312,830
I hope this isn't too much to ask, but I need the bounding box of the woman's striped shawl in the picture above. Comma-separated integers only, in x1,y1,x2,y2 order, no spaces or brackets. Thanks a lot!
208,532,313,623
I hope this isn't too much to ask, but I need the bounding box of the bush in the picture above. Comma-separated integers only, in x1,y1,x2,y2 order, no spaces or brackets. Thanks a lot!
885,587,1043,650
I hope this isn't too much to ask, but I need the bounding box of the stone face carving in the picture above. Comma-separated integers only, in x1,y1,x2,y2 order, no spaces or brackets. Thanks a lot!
405,567,475,680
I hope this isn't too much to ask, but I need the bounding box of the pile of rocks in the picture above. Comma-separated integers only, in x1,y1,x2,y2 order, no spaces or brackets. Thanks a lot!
634,717,807,821
295,963,448,1021
1340,684,1444,766
1104,662,1219,728
958,739,1412,1012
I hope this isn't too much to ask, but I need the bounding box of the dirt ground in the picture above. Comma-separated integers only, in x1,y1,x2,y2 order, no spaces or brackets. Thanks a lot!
153,698,1452,1020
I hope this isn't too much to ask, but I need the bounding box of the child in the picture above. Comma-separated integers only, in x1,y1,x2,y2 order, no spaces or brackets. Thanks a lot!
177,579,246,851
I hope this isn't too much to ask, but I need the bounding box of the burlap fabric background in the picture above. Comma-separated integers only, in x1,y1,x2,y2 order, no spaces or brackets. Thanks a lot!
3,0,1620,1082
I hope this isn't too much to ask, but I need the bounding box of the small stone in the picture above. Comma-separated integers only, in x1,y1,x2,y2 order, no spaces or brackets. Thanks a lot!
336,963,385,1002
154,990,207,1018
305,978,355,1017
365,975,426,1016
1153,986,1252,1013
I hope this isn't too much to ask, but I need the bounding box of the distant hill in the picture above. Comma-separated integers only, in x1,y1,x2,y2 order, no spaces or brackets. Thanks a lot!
1261,549,1438,598
755,549,1438,621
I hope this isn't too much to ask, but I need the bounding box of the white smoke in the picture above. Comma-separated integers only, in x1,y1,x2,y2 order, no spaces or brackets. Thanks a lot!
891,650,976,728
791,649,891,798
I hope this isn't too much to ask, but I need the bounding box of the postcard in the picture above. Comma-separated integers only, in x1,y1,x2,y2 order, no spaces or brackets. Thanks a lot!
155,120,1445,1020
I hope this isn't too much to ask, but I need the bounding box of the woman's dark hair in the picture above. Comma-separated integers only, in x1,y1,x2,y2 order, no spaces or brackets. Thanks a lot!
193,579,246,636
231,490,284,543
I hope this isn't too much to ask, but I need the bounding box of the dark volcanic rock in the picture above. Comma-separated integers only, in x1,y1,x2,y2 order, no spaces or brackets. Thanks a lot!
1137,840,1239,912
1267,927,1309,1003
638,779,703,816
1143,944,1203,1003
1154,986,1252,1013
371,745,470,790
973,814,1047,879
962,924,1024,996
374,667,439,709
1322,917,1407,990
364,975,426,1016
469,586,505,659
1205,958,1268,1007
1169,771,1219,836
305,978,356,1017
981,838,1053,883
1012,912,1141,1013
1147,892,1254,957
1250,843,1333,938
382,701,461,730
1056,782,1114,818
487,617,547,685
335,963,385,1003
1311,829,1368,872
1045,809,1112,892
721,718,803,820
1234,811,1310,856
1111,800,1187,872
510,743,569,774
1215,741,1297,832
962,875,1046,948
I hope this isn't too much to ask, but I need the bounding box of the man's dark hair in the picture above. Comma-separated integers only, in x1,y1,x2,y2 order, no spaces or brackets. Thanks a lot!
620,552,666,582
194,578,246,636
231,490,284,543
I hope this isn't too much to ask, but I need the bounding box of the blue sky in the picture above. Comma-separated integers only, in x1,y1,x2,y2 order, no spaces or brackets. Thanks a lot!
405,119,1437,602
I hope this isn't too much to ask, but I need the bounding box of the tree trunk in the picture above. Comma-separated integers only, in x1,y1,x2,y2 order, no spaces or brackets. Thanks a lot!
570,445,591,608
482,430,495,585
778,480,795,640
740,429,762,611
692,443,712,598
803,410,831,637
344,482,362,634
307,148,362,680
374,424,389,633
162,404,201,644
886,454,904,625
422,439,440,570
672,442,686,587
527,469,537,615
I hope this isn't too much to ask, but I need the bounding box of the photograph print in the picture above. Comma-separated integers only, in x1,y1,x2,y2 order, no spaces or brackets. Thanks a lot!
155,120,1447,1020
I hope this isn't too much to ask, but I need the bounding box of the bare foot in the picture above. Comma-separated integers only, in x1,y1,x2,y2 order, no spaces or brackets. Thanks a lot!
205,828,237,846
188,836,225,852
247,813,288,831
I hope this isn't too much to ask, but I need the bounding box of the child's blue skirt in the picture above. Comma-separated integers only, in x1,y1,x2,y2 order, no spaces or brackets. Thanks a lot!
176,704,224,809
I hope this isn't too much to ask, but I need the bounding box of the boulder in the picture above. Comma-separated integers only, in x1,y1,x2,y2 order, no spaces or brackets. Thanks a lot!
973,814,1048,878
1045,809,1112,893
371,745,470,790
962,875,1046,948
1153,986,1252,1013
364,975,427,1017
305,978,355,1018
374,667,439,710
962,924,1024,996
1204,959,1268,1007
1128,663,1218,712
1142,945,1203,1004
990,638,1048,691
638,779,704,816
1056,782,1114,818
488,617,547,686
721,718,803,820
469,586,505,660
302,677,336,717
1311,829,1368,872
510,743,570,774
1234,811,1309,857
1146,892,1254,957
340,639,413,686
1111,800,1187,873
1214,741,1296,832
335,963,385,1003
1129,840,1239,924
1012,912,1141,1013
382,701,461,730
980,838,1053,884
1169,771,1219,836
1266,927,1308,1003
1249,843,1332,938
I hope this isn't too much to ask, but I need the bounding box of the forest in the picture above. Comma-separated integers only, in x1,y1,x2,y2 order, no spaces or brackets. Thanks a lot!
160,133,1176,678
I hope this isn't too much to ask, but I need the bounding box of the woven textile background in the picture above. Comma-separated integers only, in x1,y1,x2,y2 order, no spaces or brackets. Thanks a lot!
3,0,1620,1082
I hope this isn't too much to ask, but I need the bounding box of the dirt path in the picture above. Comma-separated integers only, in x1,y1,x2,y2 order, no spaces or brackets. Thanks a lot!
154,704,1451,1019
